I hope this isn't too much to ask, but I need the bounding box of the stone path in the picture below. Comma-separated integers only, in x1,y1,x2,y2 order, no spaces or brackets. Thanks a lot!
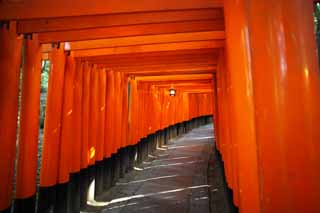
83,124,234,213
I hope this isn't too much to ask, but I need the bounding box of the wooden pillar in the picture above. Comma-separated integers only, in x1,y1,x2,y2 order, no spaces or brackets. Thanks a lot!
114,71,123,152
71,60,83,173
96,69,106,162
104,71,114,158
38,44,66,212
248,1,320,212
14,34,41,212
0,22,23,212
225,0,320,212
40,44,66,187
224,1,261,212
58,54,76,184
88,65,99,165
81,62,91,169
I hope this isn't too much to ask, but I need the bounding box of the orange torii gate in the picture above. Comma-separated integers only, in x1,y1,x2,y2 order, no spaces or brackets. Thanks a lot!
0,0,320,213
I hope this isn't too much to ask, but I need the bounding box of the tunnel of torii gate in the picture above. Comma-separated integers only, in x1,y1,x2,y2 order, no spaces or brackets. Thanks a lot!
0,0,320,213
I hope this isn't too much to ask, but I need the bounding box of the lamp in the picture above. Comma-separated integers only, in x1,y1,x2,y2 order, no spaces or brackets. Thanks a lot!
169,88,176,96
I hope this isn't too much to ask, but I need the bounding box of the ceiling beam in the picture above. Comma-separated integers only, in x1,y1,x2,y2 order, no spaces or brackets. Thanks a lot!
85,54,218,67
69,31,224,51
17,8,223,33
113,65,216,75
135,73,212,81
37,20,224,43
72,40,224,57
79,49,219,61
0,0,223,20
149,80,213,85
126,69,215,77
103,62,216,72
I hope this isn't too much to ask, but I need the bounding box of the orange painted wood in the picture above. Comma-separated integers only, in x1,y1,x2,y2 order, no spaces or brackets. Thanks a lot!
96,69,106,161
114,72,123,151
68,31,224,51
58,55,76,183
17,9,223,33
224,0,261,212
248,1,320,212
40,45,66,187
104,71,115,157
0,0,223,20
15,35,42,199
72,40,224,57
0,22,23,211
81,62,91,169
126,68,215,77
38,20,223,43
88,66,99,165
71,60,83,172
121,75,129,148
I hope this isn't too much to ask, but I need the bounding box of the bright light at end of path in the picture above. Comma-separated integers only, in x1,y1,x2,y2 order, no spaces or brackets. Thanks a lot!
169,88,176,96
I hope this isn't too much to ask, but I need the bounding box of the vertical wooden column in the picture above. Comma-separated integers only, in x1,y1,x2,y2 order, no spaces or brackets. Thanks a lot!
14,34,41,212
0,22,22,212
248,1,320,212
88,65,98,166
105,71,116,156
225,0,320,212
38,44,66,212
40,44,66,187
81,62,90,169
217,50,239,206
121,75,129,148
71,60,83,173
104,71,113,158
224,1,261,212
114,71,123,152
97,69,106,162
58,54,76,184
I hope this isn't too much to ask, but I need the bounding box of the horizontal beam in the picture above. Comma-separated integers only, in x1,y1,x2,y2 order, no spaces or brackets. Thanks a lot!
80,49,219,61
64,31,225,51
92,60,217,70
126,69,215,77
149,80,213,85
17,9,223,33
38,20,224,43
96,62,217,72
0,0,223,20
119,65,216,75
72,40,224,57
136,73,213,81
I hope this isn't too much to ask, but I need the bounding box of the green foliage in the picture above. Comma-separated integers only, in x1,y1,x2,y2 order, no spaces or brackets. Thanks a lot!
315,3,320,62
41,60,50,93
40,60,50,129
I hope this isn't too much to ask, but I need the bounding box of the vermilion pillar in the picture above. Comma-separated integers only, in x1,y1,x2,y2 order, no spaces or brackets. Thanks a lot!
40,44,66,187
0,22,22,212
114,71,123,152
96,69,106,161
89,65,98,165
224,1,261,212
225,0,320,212
58,54,76,183
105,70,115,156
71,60,83,173
216,50,239,206
81,62,90,169
15,34,41,211
248,1,320,212
121,75,128,148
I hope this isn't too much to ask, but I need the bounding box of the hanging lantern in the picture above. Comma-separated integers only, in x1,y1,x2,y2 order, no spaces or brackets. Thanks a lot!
169,88,176,96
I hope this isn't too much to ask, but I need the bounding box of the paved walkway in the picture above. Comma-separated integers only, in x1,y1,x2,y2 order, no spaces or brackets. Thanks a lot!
83,124,230,213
